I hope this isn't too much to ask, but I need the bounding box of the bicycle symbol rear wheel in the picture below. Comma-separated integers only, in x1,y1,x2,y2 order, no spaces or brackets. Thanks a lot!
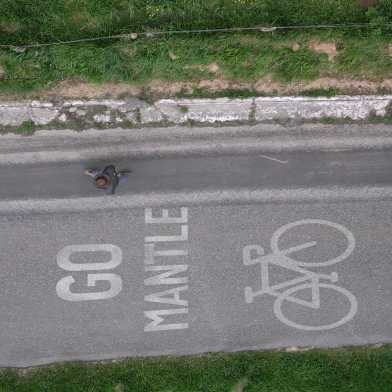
270,219,355,267
273,282,358,331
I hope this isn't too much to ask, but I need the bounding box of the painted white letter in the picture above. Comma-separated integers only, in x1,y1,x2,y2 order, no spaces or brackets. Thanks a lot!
145,285,188,306
144,265,188,285
144,243,188,265
57,244,122,271
145,207,188,224
144,308,188,331
56,273,122,302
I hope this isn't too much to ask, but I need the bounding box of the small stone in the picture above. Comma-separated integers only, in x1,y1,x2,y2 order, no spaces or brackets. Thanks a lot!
169,51,178,60
285,346,300,352
30,108,59,125
292,43,300,52
114,384,124,392
207,63,220,74
12,46,26,53
58,114,67,122
232,378,248,392
93,112,111,124
75,109,87,116
140,106,164,124
125,111,138,123
258,27,277,32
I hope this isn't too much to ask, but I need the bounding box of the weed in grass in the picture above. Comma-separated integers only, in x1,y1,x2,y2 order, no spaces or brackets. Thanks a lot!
178,105,189,113
337,38,392,78
301,88,338,97
272,48,326,82
179,88,258,99
15,120,36,135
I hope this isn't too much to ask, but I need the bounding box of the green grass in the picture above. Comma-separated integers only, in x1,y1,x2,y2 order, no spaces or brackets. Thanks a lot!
272,47,326,82
15,120,36,135
0,1,391,97
2,0,389,46
0,32,391,96
1,347,392,392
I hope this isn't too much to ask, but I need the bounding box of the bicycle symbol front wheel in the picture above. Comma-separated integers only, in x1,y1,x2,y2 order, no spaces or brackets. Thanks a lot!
270,219,355,267
273,283,358,331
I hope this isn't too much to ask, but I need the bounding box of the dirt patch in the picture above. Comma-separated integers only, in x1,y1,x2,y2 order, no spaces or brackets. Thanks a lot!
207,63,220,74
197,78,241,92
309,41,337,61
44,79,143,99
359,0,378,8
168,51,178,61
0,64,5,81
254,75,283,94
184,62,221,75
292,43,301,52
0,21,20,33
1,76,392,102
146,79,194,96
302,77,380,93
113,384,124,392
232,378,248,392
381,79,392,90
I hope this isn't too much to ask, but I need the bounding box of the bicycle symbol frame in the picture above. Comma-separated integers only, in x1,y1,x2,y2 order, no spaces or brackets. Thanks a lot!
243,219,358,331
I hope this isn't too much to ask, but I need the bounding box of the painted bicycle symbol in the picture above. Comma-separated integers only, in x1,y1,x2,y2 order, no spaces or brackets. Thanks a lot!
243,219,358,331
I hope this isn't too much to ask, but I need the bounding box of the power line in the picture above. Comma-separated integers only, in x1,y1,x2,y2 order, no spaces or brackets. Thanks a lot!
0,22,391,50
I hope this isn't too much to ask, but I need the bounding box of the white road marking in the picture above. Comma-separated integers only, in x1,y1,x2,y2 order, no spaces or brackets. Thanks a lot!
243,219,358,331
144,207,190,332
259,154,289,164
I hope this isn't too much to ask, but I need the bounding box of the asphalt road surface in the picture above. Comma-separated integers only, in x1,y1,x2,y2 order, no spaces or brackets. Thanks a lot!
1,125,392,367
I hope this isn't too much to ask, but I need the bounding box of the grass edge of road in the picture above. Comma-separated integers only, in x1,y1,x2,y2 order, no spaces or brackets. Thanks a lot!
1,1,392,98
1,31,392,99
1,346,392,392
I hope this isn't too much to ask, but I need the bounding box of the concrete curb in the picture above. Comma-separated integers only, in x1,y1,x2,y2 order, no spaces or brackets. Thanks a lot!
1,96,391,131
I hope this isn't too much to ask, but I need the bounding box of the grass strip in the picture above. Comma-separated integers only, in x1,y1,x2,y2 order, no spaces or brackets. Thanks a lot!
1,0,392,46
0,31,391,96
1,347,392,392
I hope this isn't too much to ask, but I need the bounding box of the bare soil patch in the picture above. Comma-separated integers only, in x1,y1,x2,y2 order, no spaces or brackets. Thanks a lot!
184,62,221,75
0,65,5,81
1,76,392,102
309,41,338,61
